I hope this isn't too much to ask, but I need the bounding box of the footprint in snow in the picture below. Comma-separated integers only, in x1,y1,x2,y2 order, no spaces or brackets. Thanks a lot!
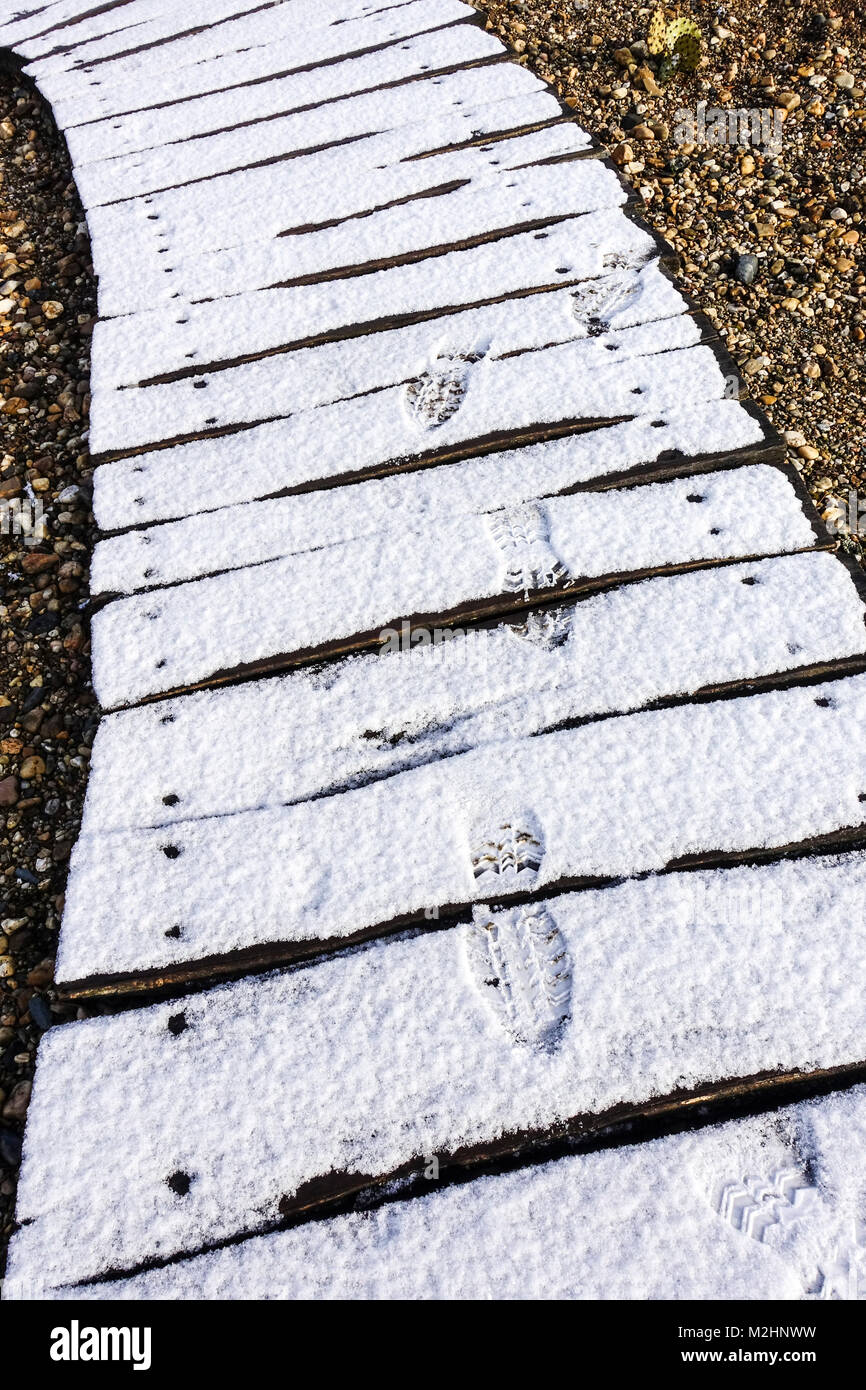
404,345,487,430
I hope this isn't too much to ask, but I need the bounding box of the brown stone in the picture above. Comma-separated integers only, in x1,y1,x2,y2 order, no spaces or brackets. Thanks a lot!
20,550,59,574
0,775,19,806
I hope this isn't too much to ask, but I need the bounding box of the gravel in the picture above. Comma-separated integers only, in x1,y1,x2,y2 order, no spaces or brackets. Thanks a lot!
0,66,96,1280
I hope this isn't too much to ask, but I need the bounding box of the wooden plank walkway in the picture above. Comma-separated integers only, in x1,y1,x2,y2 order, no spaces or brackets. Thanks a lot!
4,0,866,1299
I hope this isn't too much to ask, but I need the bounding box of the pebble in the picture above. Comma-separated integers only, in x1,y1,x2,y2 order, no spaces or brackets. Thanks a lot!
0,1126,21,1168
28,994,52,1030
0,776,19,806
1,1080,31,1122
735,254,759,285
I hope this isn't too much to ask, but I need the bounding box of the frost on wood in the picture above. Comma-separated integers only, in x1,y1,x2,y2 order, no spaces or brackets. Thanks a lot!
487,501,575,598
404,346,487,430
715,1169,819,1243
464,903,571,1048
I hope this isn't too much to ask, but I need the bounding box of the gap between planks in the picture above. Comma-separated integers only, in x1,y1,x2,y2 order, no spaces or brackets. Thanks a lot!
64,1051,866,1290
58,802,866,1001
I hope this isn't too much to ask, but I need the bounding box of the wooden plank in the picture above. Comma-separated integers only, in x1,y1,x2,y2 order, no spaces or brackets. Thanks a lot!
46,3,482,126
82,113,587,290
71,60,560,205
26,0,351,65
91,275,688,456
63,22,503,168
33,1080,866,1300
11,854,866,1288
91,195,664,392
88,461,821,706
90,334,763,532
93,397,780,535
0,0,136,54
31,0,487,107
93,151,629,320
94,349,762,595
55,672,866,991
80,549,866,836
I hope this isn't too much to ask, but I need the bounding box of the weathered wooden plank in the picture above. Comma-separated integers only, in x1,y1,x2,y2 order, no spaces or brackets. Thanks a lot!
82,113,586,293
92,274,685,456
21,0,234,62
91,197,663,392
25,0,364,66
93,397,777,536
45,2,479,127
71,59,558,205
87,396,786,599
88,322,724,589
10,855,866,1289
62,23,502,169
55,673,866,991
29,0,470,90
80,550,866,836
0,0,135,54
91,336,756,535
89,461,819,706
94,149,627,320
34,1082,866,1301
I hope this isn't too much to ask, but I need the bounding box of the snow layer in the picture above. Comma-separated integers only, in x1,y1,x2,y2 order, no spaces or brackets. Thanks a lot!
46,5,482,129
30,0,474,92
89,463,815,706
92,338,740,536
80,550,866,834
92,385,768,596
0,0,160,58
19,0,263,64
94,394,765,531
39,1085,866,1301
90,183,636,392
94,158,630,321
64,23,501,168
57,672,866,981
90,258,664,457
11,859,866,1291
82,109,585,293
73,61,554,206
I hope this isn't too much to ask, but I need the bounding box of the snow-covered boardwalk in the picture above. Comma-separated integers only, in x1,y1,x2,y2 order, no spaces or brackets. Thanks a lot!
4,0,866,1300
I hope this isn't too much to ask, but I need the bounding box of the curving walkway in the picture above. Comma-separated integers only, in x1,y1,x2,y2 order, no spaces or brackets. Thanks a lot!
3,0,866,1300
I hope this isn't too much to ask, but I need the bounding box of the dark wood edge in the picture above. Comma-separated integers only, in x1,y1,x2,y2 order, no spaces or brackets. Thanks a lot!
4,0,135,51
57,761,866,1000
93,533,832,702
69,1051,866,1289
